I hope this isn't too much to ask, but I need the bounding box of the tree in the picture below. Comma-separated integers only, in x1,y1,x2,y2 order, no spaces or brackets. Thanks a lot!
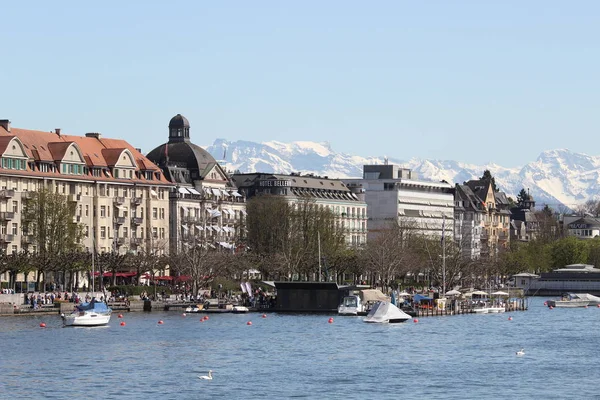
550,236,589,269
21,188,84,290
480,170,498,192
516,188,530,205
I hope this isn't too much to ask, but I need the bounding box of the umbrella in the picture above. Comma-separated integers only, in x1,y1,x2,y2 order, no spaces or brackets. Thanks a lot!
472,290,488,296
397,291,411,297
491,291,509,296
446,289,461,296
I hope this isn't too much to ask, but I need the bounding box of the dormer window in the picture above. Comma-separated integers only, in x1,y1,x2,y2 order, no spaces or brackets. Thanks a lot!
1,158,26,170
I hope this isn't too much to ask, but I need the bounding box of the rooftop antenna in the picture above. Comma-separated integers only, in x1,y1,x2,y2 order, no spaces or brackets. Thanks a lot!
384,156,388,165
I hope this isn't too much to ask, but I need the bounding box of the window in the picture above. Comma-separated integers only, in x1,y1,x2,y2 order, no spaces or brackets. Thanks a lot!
100,206,106,217
100,227,106,239
152,227,158,238
12,201,17,213
85,205,89,217
152,208,158,219
123,227,128,238
160,208,165,219
11,223,17,235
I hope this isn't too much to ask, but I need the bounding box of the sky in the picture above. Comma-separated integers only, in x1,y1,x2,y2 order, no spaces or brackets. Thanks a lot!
1,1,599,167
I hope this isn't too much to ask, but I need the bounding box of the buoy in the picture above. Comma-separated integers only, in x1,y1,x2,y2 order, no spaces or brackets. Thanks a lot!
413,318,419,323
508,316,513,321
200,319,204,322
549,306,554,310
204,316,209,321
247,321,252,325
39,322,46,328
120,321,126,326
328,317,334,324
597,304,600,308
585,305,589,308
158,320,164,325
118,314,123,318
182,313,187,317
543,301,547,306
262,314,267,318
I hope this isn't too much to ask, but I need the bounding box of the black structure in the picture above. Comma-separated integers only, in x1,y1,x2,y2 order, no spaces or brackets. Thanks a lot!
273,282,344,312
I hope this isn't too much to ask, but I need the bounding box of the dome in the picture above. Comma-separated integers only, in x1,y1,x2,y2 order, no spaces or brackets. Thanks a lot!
169,114,190,129
146,141,217,183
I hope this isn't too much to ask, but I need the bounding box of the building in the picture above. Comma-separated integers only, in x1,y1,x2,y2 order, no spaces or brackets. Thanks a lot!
463,179,511,259
510,195,539,242
231,172,367,247
0,119,172,286
146,114,246,253
343,164,454,242
453,184,485,260
564,216,600,239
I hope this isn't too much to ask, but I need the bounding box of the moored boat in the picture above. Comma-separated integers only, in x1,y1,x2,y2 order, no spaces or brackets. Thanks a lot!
547,294,590,308
363,301,411,323
61,299,112,327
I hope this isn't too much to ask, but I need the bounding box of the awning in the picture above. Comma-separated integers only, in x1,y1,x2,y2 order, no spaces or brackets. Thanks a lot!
209,209,221,218
195,225,204,231
181,225,189,231
212,226,222,232
150,189,158,197
240,209,247,216
223,209,233,216
211,188,221,197
205,226,213,231
188,188,201,195
221,189,230,196
178,187,191,194
219,242,233,249
175,275,191,282
154,276,173,281
230,191,242,197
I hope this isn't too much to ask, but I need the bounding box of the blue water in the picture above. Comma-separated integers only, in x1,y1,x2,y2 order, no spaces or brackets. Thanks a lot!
0,297,598,399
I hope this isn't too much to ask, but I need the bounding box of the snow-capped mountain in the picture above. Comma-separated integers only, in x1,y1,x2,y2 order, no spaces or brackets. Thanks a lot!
206,139,600,209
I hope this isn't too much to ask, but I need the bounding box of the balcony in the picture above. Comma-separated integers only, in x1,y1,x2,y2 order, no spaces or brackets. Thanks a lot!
114,197,125,205
114,217,126,225
0,189,15,199
131,197,143,206
131,217,143,225
0,234,14,243
0,212,15,220
21,191,33,199
21,235,34,244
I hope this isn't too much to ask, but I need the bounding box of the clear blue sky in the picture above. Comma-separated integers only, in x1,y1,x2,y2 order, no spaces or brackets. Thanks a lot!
2,1,599,167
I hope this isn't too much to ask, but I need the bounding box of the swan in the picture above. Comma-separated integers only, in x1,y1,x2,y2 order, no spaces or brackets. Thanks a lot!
199,370,213,380
516,348,525,356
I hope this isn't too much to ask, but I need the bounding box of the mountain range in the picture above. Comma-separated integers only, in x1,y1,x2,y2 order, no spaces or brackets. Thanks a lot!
205,139,600,210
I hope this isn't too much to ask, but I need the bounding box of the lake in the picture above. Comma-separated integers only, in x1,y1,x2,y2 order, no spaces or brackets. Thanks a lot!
1,296,598,399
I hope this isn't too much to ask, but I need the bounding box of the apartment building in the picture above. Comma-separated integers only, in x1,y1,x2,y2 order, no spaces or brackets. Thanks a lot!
0,119,172,260
232,172,367,247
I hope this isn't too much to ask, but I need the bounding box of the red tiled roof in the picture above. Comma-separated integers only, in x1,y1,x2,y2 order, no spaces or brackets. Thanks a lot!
0,125,172,185
0,135,16,154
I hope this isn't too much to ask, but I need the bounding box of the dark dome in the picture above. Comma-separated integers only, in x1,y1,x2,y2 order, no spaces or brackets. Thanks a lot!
169,114,190,129
146,141,217,183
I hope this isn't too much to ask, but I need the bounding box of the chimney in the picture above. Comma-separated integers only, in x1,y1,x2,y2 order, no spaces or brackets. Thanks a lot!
0,119,10,132
85,132,101,139
55,128,61,136
135,148,142,153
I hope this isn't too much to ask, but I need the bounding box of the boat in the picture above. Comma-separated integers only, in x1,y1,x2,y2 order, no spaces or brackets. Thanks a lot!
363,301,412,323
472,306,489,314
185,304,204,313
487,306,506,313
232,305,249,313
61,299,112,327
547,294,590,308
338,289,389,316
567,293,600,306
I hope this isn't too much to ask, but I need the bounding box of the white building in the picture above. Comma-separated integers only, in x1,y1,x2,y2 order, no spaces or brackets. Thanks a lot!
344,164,454,241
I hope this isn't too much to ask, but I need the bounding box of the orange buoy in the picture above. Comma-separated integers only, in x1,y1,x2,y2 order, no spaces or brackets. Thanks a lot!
262,314,267,318
413,318,419,323
118,314,123,318
328,317,334,324
508,316,513,321
204,316,209,321
247,321,252,325
39,322,46,328
158,320,164,325
120,321,126,326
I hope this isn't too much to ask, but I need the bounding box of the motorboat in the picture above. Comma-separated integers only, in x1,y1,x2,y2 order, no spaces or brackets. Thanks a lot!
567,293,600,306
61,299,112,327
338,289,389,316
232,305,249,313
487,306,506,313
185,304,204,313
363,301,411,323
473,306,489,314
338,295,366,316
547,294,590,308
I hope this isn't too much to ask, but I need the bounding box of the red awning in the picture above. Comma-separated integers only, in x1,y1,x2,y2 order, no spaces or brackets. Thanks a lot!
154,276,174,281
175,275,191,282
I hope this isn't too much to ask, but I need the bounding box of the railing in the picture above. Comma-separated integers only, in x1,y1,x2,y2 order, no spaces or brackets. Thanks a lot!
0,189,15,198
131,197,143,206
131,217,143,225
114,217,126,225
0,212,15,220
0,234,14,243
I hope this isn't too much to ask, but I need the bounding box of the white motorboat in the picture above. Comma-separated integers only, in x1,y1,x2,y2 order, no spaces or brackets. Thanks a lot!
61,299,112,327
185,305,204,313
487,306,506,313
363,301,411,323
232,305,249,313
473,306,489,314
568,293,600,306
338,295,366,316
547,294,590,308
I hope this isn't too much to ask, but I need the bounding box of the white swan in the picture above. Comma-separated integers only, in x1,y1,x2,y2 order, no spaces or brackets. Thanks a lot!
199,370,213,380
516,348,525,356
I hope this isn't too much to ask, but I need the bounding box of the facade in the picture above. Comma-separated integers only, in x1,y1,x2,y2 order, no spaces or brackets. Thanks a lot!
463,179,511,259
146,115,246,253
231,172,367,247
0,119,172,284
565,217,600,239
510,195,539,242
453,184,485,260
344,164,454,242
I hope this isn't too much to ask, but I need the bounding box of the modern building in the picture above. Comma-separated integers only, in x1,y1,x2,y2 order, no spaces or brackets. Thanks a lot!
0,119,172,285
343,164,454,242
231,172,367,247
146,114,246,253
564,216,600,239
